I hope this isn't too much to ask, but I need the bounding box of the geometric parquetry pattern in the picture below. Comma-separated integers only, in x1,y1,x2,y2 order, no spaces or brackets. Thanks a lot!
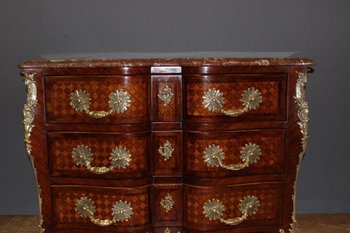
186,80,282,117
48,133,149,177
186,130,285,176
54,187,149,227
185,184,282,227
45,76,149,123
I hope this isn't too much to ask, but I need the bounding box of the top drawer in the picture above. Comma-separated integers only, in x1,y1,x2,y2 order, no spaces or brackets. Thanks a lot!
45,76,149,124
185,74,287,122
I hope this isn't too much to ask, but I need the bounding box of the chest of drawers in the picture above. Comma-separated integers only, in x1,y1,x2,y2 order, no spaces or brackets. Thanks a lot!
20,53,314,233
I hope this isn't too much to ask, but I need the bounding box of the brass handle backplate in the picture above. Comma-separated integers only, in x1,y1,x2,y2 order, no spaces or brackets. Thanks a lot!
203,196,260,225
72,145,132,174
158,84,174,106
75,197,133,226
70,89,131,118
158,140,174,161
202,87,262,117
203,143,261,171
160,193,175,212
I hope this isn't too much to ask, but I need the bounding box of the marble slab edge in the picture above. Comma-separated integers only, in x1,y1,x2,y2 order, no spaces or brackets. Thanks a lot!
19,57,315,69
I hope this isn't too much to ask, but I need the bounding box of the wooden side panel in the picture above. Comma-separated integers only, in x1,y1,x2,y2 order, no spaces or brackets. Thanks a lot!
23,73,54,232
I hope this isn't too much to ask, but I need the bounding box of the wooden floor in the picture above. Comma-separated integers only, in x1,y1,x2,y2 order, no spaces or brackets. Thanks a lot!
0,214,349,232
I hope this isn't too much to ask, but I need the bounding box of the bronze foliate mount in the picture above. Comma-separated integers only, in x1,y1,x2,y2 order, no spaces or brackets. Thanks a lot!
75,197,133,226
70,89,131,118
202,87,262,117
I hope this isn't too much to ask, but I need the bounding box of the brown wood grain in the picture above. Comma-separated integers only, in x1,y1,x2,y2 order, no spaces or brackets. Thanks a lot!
19,58,313,233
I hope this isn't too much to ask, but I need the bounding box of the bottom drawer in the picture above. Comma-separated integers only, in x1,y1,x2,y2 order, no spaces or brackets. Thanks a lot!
52,185,151,233
184,183,283,232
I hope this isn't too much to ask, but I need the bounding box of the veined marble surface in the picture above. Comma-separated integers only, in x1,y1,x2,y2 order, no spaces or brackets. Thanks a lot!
19,52,314,69
40,51,299,60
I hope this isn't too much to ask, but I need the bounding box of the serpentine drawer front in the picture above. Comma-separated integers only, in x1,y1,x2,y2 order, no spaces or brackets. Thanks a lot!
185,129,286,178
20,53,314,233
52,185,151,232
47,132,150,178
45,75,149,124
185,74,287,121
185,183,283,232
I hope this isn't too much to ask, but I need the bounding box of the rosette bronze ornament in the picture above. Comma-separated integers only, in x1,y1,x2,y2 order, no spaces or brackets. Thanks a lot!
72,145,132,174
203,143,261,171
202,87,262,117
203,196,260,225
75,197,133,226
70,89,131,118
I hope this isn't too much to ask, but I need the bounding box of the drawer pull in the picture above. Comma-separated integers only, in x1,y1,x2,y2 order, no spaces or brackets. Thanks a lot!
158,140,175,161
203,143,261,170
202,87,262,117
203,196,260,225
72,145,132,174
70,89,131,118
75,197,133,226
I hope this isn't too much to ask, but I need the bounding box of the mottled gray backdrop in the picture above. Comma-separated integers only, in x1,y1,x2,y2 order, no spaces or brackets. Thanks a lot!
1,0,349,214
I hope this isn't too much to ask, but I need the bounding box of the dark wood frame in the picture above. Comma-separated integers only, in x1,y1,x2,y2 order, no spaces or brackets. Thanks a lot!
20,57,314,233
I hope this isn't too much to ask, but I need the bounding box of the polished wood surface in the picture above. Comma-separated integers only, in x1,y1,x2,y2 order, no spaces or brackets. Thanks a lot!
185,182,283,231
52,185,151,232
2,215,348,233
45,75,150,124
20,56,314,233
184,73,287,121
47,132,151,179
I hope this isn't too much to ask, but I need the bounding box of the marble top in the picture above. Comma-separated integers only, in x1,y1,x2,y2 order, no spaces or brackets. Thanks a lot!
40,51,299,60
19,51,314,69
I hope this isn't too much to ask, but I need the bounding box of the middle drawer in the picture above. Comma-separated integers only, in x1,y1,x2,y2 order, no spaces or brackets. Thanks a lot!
48,132,151,179
185,129,286,178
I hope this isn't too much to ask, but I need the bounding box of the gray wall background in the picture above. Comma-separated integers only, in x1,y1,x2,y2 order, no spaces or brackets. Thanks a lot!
1,0,349,215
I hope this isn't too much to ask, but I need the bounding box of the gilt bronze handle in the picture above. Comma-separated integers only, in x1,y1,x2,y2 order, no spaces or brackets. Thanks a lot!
203,143,261,171
70,89,131,118
75,197,133,226
202,87,262,117
72,145,132,174
203,196,260,225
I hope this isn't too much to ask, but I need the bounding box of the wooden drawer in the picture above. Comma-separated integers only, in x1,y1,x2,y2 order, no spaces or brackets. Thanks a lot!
185,129,285,178
153,131,182,175
45,75,149,124
185,74,287,122
184,183,283,232
52,185,151,233
152,75,182,122
48,132,150,179
152,184,183,226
